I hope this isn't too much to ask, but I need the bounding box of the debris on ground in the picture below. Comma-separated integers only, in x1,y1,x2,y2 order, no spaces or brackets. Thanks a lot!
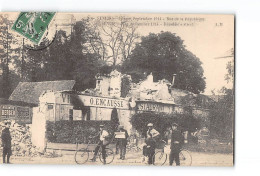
0,120,61,158
0,120,41,157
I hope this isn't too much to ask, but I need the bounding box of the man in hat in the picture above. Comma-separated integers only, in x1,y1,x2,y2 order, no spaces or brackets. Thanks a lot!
90,124,110,164
115,125,129,160
169,123,184,166
1,122,12,164
144,123,160,165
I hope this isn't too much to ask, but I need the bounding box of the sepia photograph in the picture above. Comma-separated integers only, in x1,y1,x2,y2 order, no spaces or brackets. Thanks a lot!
0,12,234,166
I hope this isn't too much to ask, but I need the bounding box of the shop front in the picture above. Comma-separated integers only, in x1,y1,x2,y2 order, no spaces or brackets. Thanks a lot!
0,98,36,124
77,95,130,121
37,91,134,132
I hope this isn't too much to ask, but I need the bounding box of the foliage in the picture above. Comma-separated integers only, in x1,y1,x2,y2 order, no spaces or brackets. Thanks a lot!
0,70,21,98
7,17,139,94
120,75,131,97
110,108,119,131
209,55,234,141
72,53,106,90
130,112,200,137
209,87,234,140
179,94,215,109
225,60,234,84
122,31,206,94
46,120,118,144
94,18,140,66
18,21,108,91
0,15,21,98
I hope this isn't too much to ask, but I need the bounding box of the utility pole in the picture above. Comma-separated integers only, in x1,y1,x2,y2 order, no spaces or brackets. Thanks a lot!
6,23,8,67
3,24,10,98
21,38,25,80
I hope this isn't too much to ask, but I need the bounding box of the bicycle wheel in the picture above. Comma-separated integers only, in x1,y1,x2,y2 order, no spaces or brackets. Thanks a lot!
153,151,167,166
126,145,132,153
75,149,89,164
136,146,142,152
99,148,114,164
179,149,192,166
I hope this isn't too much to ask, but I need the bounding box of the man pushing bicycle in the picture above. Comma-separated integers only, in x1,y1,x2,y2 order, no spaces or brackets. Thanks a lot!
90,124,110,164
143,123,160,165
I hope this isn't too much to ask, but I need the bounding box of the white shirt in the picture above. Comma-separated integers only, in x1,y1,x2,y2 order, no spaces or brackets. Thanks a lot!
100,130,109,141
147,128,160,138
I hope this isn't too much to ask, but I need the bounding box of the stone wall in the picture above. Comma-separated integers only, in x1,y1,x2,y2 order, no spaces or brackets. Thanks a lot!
31,107,47,152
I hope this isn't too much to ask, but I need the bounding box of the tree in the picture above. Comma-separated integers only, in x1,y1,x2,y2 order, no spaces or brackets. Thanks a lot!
20,20,107,91
0,70,21,97
123,31,206,94
120,75,131,98
40,30,73,81
94,18,139,67
72,53,105,90
70,21,106,90
225,60,234,84
21,45,48,82
130,112,200,137
0,14,21,98
111,108,119,132
209,87,234,140
209,55,234,141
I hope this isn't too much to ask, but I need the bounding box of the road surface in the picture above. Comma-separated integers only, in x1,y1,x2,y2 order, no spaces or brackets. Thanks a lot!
1,150,233,166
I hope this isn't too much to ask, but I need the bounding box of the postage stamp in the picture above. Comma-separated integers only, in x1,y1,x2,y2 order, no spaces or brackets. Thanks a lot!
12,12,56,44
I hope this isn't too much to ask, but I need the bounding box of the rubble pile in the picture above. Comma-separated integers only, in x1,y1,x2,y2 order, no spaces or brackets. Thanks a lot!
0,121,40,157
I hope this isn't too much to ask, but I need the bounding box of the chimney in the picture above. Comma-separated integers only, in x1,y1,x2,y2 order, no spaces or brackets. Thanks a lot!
172,74,177,86
147,72,153,83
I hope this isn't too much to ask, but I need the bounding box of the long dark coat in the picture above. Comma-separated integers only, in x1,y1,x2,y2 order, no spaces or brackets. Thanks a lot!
1,128,12,149
170,130,184,151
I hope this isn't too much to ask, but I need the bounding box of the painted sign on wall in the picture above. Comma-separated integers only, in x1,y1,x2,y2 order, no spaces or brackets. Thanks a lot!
136,101,175,114
17,107,30,119
0,105,31,123
1,105,15,120
78,95,129,109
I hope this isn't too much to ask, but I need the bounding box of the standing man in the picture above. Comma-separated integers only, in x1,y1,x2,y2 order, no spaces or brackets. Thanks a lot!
90,124,110,164
1,122,12,164
145,123,160,165
115,125,129,160
169,123,184,166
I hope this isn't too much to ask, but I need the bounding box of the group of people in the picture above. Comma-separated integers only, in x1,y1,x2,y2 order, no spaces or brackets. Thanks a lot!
89,122,184,166
1,121,184,165
89,124,129,164
143,122,184,166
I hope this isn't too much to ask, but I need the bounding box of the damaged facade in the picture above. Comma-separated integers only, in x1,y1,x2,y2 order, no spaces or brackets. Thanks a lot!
2,70,211,150
32,70,210,130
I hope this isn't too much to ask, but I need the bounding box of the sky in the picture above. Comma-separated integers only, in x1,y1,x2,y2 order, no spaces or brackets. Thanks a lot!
2,12,234,95
74,13,235,95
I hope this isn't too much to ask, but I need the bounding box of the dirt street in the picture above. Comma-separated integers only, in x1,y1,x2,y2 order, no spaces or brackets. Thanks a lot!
0,150,233,166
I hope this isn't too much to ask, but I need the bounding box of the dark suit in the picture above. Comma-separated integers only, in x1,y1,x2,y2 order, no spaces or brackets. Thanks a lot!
1,128,12,163
169,129,184,166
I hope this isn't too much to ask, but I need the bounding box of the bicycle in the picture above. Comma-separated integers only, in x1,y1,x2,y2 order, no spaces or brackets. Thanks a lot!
126,143,142,153
74,136,115,165
152,140,192,166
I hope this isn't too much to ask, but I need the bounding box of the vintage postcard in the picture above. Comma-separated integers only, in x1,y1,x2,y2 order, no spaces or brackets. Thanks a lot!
0,12,234,166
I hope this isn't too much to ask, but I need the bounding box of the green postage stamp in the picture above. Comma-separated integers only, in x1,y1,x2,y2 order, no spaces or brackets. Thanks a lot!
12,12,56,44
